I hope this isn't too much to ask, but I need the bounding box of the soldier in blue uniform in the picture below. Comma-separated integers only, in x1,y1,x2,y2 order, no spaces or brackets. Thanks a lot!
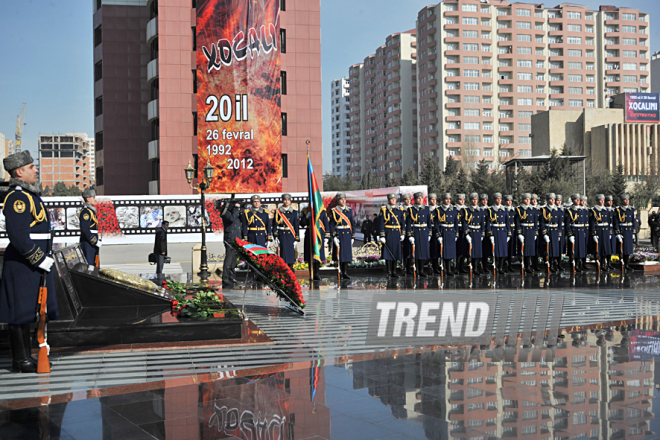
435,193,460,277
605,195,617,265
454,194,470,274
487,193,511,274
272,194,299,270
480,194,493,270
530,194,543,272
378,193,405,278
539,193,561,272
300,205,329,281
330,193,356,279
79,188,101,267
463,193,487,275
427,193,442,275
406,192,431,277
579,195,591,270
504,195,517,273
400,193,414,275
614,193,636,272
515,193,539,273
0,151,58,373
242,195,273,246
589,194,613,272
555,195,567,270
565,194,589,272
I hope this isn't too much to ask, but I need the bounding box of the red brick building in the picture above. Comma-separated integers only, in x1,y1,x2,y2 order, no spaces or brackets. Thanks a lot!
38,134,92,191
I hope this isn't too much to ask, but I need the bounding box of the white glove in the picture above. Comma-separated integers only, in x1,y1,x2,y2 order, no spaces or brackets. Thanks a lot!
96,240,103,248
428,235,432,242
274,238,280,247
466,235,472,244
379,236,386,244
39,256,55,272
455,236,458,242
617,234,623,242
593,236,598,243
544,235,550,243
324,238,329,247
507,236,511,242
351,239,355,245
409,237,415,244
439,237,443,245
334,237,340,247
400,235,405,242
518,234,524,243
569,236,575,243
633,234,636,241
490,237,495,244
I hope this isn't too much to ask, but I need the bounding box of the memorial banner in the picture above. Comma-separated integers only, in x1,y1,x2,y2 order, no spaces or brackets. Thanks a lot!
197,0,282,193
625,93,660,123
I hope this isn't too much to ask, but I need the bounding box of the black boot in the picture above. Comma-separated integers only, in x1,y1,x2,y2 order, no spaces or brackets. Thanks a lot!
22,325,38,367
10,326,36,373
406,258,414,275
458,258,468,274
497,257,506,274
444,259,453,277
341,262,352,280
550,257,558,273
432,258,442,275
312,261,321,281
557,258,566,271
473,258,482,275
532,257,542,272
416,260,427,277
624,255,635,272
581,258,591,271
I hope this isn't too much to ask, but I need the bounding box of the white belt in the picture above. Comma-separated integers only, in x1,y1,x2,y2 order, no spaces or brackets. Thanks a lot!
620,222,633,226
413,223,428,228
492,223,506,227
440,224,453,227
469,225,481,229
546,224,558,227
276,226,291,230
30,233,51,240
335,226,350,229
572,224,586,227
596,223,609,227
90,230,98,234
520,223,534,227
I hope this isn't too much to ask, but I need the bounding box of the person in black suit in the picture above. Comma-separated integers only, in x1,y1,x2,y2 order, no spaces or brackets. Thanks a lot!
372,213,379,242
154,221,169,276
361,215,373,243
217,198,243,288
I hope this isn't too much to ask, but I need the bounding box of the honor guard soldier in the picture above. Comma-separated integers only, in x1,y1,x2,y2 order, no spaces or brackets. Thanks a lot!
0,151,58,373
79,188,101,267
300,205,330,281
400,193,414,275
555,194,567,270
378,193,405,278
540,193,564,272
480,194,493,270
605,195,617,259
504,195,517,273
530,194,543,271
273,194,299,270
330,193,356,279
435,193,459,276
242,195,272,246
406,192,432,277
427,193,442,274
580,195,588,208
463,193,487,274
487,193,511,274
590,194,613,272
614,193,636,272
515,194,539,273
566,194,589,272
455,194,470,274
579,196,590,269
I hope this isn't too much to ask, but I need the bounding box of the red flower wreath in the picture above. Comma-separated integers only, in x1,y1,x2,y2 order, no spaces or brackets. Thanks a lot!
234,238,305,309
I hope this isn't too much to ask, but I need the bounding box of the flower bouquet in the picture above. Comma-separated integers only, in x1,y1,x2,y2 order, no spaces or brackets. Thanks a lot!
171,291,241,320
231,238,305,314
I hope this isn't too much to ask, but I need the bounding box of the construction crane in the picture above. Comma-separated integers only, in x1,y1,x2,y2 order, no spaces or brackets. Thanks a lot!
15,103,26,154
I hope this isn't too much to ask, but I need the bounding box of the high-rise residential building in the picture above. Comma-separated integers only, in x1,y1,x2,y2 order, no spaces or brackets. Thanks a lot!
348,30,418,186
330,77,351,177
416,1,650,171
39,134,92,191
651,52,660,94
93,0,321,195
6,139,15,156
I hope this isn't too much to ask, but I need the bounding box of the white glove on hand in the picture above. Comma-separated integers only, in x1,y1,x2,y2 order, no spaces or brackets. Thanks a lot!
274,238,280,247
400,235,405,242
593,236,598,243
617,234,623,242
544,235,550,243
334,237,340,247
439,237,443,245
428,235,432,242
490,237,495,244
39,256,55,272
507,236,511,242
633,234,636,241
409,237,415,244
96,240,103,248
351,239,355,245
518,234,524,243
379,236,386,244
569,236,575,244
466,235,472,244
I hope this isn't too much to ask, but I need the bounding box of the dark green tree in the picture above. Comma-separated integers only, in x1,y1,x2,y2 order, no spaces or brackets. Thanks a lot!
323,173,356,192
419,158,443,195
611,164,628,200
385,174,398,188
400,167,419,186
51,182,82,197
444,156,459,179
449,167,471,196
359,171,379,190
471,160,504,198
632,170,660,209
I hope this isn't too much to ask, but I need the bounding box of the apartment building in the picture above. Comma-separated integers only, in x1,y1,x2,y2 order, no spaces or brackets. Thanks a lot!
330,77,351,177
415,0,649,171
38,134,92,191
348,30,418,186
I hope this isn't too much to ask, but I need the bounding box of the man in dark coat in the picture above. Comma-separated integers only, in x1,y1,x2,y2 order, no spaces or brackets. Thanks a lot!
406,192,431,277
555,195,567,270
242,195,272,246
217,198,242,288
361,215,373,243
0,151,57,373
79,188,101,267
540,193,564,272
329,193,356,279
649,210,660,252
154,221,168,276
515,193,539,274
400,193,414,275
480,194,493,269
504,195,517,273
463,193,487,274
272,194,299,269
566,194,589,272
614,193,636,272
371,213,379,242
378,193,404,278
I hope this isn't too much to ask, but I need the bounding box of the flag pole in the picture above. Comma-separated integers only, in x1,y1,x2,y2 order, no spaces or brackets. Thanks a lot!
306,140,314,280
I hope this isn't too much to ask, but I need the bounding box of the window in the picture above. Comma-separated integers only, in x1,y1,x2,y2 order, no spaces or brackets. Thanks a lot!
484,148,493,155
568,49,582,57
482,31,491,39
517,85,533,93
464,82,479,90
517,34,531,42
623,63,637,70
517,22,531,29
519,123,531,131
281,112,287,135
280,28,287,53
569,87,583,94
536,48,544,55
462,4,477,12
94,61,102,81
517,60,532,68
624,75,638,82
536,86,545,93
537,98,545,106
623,38,637,45
550,99,563,106
516,8,531,16
622,26,637,33
445,17,456,25
94,25,102,47
95,132,103,151
484,137,493,144
567,11,582,19
281,71,287,95
95,96,103,116
567,37,582,44
463,17,478,25
536,60,544,68
482,18,491,26
465,122,480,130
568,74,582,82
536,73,545,81
568,62,582,70
517,47,532,55
567,24,582,32
518,72,532,80
587,63,595,70
464,43,479,51
465,109,480,116
482,44,491,52
587,88,595,95
96,166,104,186
569,99,583,107
519,137,531,145
518,98,533,106
464,57,479,64
622,13,636,21
463,30,478,38
536,36,544,43
464,96,480,103
483,122,492,130
623,50,637,58
587,76,595,82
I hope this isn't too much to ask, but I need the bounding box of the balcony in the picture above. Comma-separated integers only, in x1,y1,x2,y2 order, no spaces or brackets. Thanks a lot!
148,140,159,160
147,59,158,82
148,99,159,122
146,17,158,44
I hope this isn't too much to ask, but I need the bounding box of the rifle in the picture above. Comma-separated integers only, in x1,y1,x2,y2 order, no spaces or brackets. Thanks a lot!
440,241,444,277
521,242,525,275
36,233,52,374
412,242,417,278
620,239,625,274
468,241,473,278
95,227,101,268
571,241,576,275
546,241,550,275
491,240,496,277
336,238,341,282
595,240,601,275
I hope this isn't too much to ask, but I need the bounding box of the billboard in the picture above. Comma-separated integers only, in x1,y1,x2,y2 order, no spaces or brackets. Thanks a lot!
196,0,282,193
625,93,660,123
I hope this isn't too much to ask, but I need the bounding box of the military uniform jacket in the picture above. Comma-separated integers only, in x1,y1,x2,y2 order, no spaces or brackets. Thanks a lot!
506,206,517,257
301,209,330,263
400,204,413,259
462,206,486,258
455,204,469,258
428,205,441,258
242,208,272,246
515,205,538,256
589,206,613,257
0,183,58,325
79,204,100,266
434,204,459,259
614,205,636,255
540,205,564,258
378,205,404,261
487,205,510,257
406,204,431,260
273,206,299,265
330,205,355,262
565,205,589,258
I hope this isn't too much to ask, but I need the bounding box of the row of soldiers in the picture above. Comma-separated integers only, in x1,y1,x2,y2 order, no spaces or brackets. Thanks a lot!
377,191,637,278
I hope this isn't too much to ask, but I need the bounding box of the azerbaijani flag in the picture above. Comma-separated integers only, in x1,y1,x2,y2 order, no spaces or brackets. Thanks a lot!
307,152,324,263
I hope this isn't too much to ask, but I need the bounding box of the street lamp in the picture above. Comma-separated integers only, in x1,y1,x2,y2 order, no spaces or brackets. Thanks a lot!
185,159,215,283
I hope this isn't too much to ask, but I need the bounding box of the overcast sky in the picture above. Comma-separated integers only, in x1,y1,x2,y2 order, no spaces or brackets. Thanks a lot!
0,0,658,177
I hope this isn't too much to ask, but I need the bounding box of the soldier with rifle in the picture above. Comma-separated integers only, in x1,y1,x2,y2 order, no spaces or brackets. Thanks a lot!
378,193,405,278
